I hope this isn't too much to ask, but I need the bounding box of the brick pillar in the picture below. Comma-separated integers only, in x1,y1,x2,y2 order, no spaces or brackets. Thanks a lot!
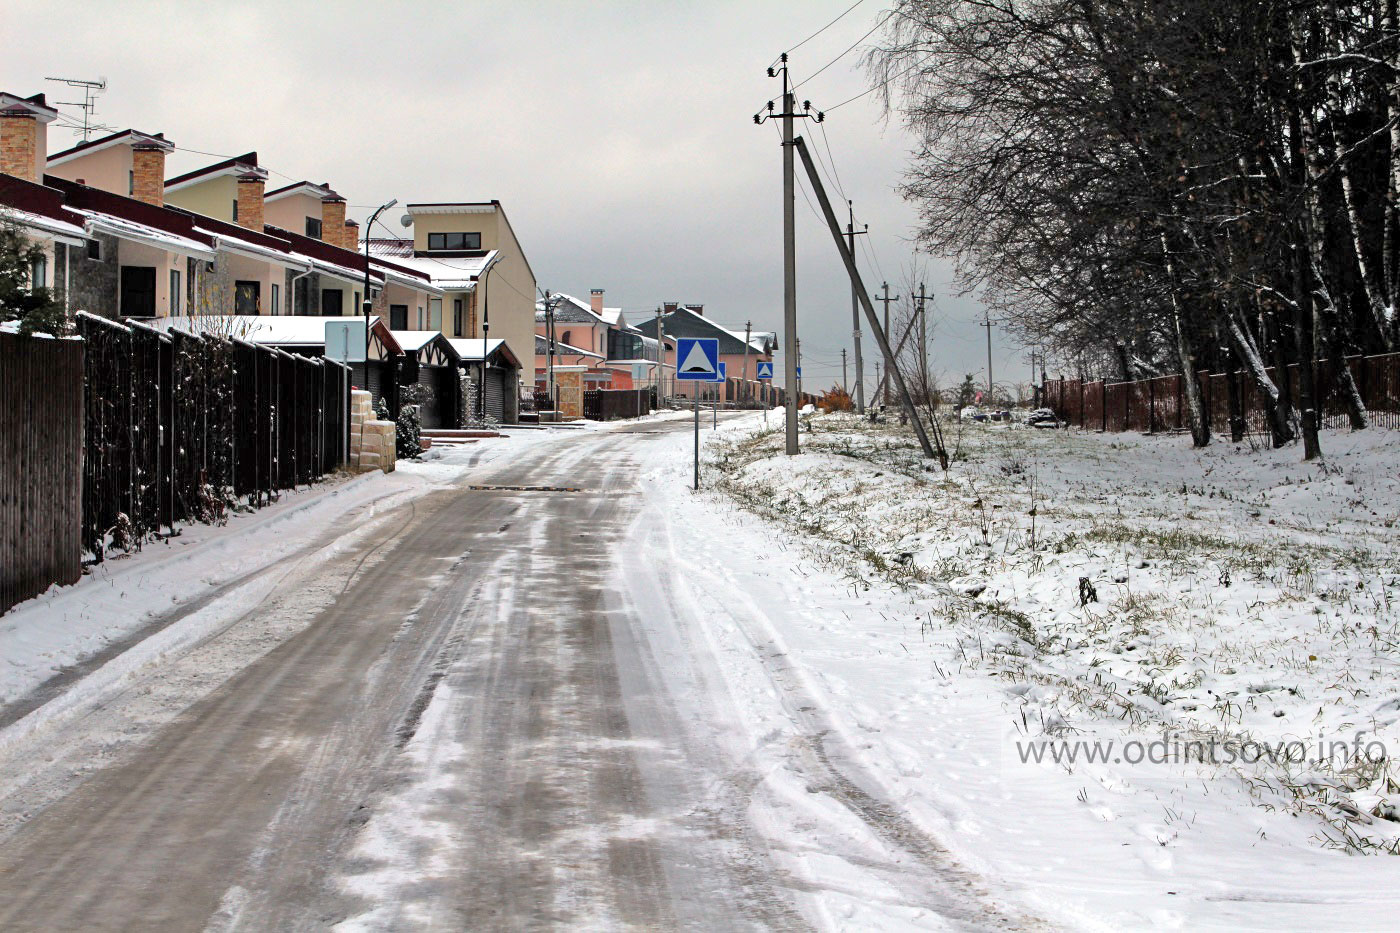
236,173,265,231
0,111,38,182
321,196,346,246
131,145,167,206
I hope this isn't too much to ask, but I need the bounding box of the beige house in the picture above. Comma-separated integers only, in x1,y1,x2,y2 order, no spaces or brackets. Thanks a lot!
367,202,537,381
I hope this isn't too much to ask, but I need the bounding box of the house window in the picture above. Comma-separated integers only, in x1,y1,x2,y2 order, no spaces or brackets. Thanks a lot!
232,199,238,222
416,306,424,329
561,330,571,347
321,288,343,316
354,291,361,313
86,239,102,261
128,170,134,196
453,298,463,336
29,254,47,289
271,282,280,316
306,216,322,239
390,304,408,330
235,280,261,315
170,269,181,315
426,232,481,251
428,297,442,331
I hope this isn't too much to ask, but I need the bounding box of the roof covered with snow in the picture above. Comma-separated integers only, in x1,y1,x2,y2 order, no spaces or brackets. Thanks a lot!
364,239,497,289
447,337,520,369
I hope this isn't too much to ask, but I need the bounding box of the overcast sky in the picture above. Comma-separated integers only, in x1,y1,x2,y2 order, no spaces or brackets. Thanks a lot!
4,0,1030,393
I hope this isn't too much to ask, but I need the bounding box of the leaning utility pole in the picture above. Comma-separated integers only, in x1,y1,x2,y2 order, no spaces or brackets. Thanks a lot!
793,135,941,463
979,312,997,399
875,283,899,403
755,54,819,455
846,201,868,413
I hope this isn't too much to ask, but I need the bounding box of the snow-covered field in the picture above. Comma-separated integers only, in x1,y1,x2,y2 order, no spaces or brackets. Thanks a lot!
692,412,1400,928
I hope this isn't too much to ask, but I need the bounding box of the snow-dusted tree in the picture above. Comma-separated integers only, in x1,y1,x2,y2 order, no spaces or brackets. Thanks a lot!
0,220,67,336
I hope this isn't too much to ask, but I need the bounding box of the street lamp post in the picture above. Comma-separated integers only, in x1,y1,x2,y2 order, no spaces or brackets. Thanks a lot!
361,198,398,374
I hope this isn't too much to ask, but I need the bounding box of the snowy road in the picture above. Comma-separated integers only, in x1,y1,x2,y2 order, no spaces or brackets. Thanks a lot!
0,418,1030,932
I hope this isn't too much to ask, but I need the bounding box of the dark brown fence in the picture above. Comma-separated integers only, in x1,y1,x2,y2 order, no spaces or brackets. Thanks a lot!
1,330,85,615
583,388,650,420
1043,352,1400,436
77,313,349,563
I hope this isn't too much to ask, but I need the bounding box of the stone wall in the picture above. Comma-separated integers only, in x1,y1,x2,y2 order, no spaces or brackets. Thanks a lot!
348,389,396,473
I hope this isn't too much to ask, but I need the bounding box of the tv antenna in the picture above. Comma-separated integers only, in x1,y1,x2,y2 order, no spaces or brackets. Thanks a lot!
45,76,107,141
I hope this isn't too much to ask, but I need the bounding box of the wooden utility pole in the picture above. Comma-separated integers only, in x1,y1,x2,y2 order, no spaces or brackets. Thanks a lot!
846,201,867,413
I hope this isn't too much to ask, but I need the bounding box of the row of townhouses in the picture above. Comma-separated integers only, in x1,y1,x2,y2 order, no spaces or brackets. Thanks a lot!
2,89,784,425
0,90,534,424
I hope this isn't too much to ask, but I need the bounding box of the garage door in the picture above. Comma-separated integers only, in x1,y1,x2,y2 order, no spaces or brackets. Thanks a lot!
416,366,444,428
484,367,508,423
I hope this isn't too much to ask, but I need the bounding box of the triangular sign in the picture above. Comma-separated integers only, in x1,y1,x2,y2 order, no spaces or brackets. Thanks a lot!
679,342,715,374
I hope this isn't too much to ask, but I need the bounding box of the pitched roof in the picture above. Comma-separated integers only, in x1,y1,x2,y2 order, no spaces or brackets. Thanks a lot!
154,315,402,354
48,129,174,166
365,238,497,289
449,337,521,369
0,92,58,123
265,180,341,202
633,306,772,355
535,333,602,358
164,151,264,191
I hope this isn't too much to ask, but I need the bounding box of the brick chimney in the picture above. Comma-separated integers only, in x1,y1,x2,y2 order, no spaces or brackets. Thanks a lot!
663,301,678,313
236,172,265,231
320,195,345,245
131,145,167,206
590,289,604,314
344,218,360,252
0,107,38,182
688,303,704,316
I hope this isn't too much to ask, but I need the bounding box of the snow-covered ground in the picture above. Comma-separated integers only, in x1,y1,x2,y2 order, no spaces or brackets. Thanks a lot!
682,411,1399,928
0,429,562,714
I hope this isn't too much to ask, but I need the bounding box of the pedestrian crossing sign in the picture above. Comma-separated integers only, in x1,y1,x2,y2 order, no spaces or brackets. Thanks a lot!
756,361,774,380
675,337,720,381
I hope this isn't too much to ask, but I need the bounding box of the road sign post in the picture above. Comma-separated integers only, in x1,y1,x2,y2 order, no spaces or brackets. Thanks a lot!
675,338,720,490
756,360,774,427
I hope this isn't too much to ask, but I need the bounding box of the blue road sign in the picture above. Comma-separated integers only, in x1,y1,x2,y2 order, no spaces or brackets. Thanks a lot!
713,362,727,383
756,361,774,380
796,367,802,379
675,337,720,381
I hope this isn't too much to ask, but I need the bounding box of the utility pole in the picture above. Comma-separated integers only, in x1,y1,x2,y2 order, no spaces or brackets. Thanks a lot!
544,291,558,411
875,283,899,403
841,348,848,395
912,282,932,403
741,320,752,406
979,312,997,400
846,201,868,413
755,53,819,455
654,307,667,403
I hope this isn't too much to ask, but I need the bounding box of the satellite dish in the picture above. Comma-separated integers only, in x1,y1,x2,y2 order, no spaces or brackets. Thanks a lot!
400,213,414,228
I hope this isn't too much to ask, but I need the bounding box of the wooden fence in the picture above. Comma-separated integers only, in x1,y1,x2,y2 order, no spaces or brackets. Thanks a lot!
1043,352,1400,436
0,329,85,615
583,388,651,420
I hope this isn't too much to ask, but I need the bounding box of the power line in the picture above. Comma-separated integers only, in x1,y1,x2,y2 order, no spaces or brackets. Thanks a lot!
826,52,935,113
791,9,896,93
773,0,867,66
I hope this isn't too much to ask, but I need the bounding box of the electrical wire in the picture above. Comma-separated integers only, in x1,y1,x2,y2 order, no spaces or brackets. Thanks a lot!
791,9,896,93
772,0,868,67
825,51,935,113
